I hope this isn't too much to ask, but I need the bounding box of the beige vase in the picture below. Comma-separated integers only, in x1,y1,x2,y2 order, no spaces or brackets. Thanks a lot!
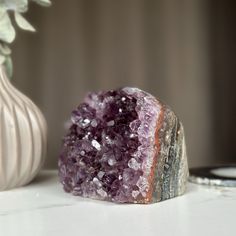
0,66,47,191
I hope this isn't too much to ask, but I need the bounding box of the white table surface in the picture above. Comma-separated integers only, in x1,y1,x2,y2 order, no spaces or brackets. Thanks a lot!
0,170,235,236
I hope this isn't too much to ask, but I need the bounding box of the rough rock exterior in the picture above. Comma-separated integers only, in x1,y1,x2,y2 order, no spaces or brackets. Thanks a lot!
59,87,188,203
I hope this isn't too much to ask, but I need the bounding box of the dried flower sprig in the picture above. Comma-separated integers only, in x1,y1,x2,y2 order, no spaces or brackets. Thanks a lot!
0,0,51,78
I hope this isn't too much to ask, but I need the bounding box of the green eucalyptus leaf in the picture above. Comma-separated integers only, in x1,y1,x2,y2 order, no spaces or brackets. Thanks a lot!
0,54,6,64
0,8,16,43
3,55,13,78
14,12,36,32
0,0,50,79
0,43,11,55
31,0,51,7
0,0,28,13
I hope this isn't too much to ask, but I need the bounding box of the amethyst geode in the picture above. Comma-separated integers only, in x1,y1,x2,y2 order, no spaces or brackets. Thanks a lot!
59,87,188,203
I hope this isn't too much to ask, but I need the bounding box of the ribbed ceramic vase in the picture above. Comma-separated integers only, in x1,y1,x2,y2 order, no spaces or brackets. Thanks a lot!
0,66,47,191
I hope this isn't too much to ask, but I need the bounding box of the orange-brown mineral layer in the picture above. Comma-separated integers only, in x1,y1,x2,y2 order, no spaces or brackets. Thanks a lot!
138,104,164,204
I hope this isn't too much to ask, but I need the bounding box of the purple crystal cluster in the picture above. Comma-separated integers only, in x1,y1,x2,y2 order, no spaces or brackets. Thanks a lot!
59,88,152,202
59,87,189,203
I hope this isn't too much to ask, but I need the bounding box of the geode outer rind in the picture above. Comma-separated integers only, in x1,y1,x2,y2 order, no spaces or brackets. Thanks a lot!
152,104,188,202
59,87,188,204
